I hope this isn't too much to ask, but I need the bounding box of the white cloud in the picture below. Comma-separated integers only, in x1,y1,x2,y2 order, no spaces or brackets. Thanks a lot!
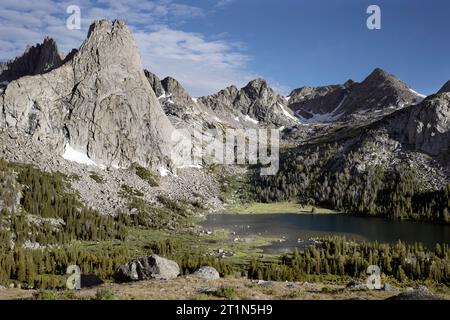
134,27,255,96
0,0,281,96
0,0,205,58
216,0,235,8
267,80,291,96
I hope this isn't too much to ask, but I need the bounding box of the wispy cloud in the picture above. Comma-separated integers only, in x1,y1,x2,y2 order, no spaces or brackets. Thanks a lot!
0,0,205,57
215,0,234,8
0,0,257,96
134,27,255,96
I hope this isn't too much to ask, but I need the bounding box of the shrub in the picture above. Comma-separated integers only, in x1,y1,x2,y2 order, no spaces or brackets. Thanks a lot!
132,164,160,187
212,287,239,300
89,172,104,184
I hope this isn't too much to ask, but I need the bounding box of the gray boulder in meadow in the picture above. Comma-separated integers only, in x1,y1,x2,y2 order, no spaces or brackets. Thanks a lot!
193,266,220,280
115,254,180,282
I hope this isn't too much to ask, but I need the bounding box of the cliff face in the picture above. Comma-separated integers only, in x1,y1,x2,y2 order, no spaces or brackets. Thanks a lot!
0,20,179,169
381,92,450,156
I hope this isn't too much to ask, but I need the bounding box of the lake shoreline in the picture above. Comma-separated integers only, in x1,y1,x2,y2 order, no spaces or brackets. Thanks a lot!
200,212,450,252
224,202,339,215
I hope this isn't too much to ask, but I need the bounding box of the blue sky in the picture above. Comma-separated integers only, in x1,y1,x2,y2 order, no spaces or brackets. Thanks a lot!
0,0,449,96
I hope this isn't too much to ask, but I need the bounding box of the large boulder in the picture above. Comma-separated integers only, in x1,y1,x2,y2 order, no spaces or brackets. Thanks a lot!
382,282,400,292
345,280,368,291
193,266,220,280
115,255,180,282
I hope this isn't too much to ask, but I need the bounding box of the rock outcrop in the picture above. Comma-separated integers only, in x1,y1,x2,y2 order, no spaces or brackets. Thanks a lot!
144,70,220,131
380,92,450,156
200,78,297,127
288,81,353,122
386,286,441,300
438,80,450,94
115,255,180,282
144,69,165,98
0,37,64,83
193,266,220,280
0,20,180,169
341,68,420,115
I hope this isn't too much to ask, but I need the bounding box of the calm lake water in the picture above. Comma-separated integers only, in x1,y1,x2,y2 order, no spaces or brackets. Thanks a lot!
200,214,450,254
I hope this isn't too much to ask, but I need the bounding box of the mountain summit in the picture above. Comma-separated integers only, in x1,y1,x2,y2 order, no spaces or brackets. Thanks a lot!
199,78,297,127
288,68,424,124
1,20,178,169
438,81,450,94
0,37,64,83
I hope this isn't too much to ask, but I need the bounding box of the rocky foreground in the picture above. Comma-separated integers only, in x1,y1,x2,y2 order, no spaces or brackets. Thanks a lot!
0,254,447,301
0,276,447,301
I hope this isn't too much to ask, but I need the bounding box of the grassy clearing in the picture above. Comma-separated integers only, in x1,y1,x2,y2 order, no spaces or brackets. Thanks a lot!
229,202,338,215
71,224,279,278
125,227,279,267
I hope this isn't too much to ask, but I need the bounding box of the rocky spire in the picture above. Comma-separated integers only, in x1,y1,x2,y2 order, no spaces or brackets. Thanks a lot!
0,37,63,83
1,20,181,169
144,69,165,98
438,80,450,94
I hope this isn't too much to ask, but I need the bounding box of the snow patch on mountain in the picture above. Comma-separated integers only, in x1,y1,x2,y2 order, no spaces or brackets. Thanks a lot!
159,167,171,177
158,92,172,100
409,88,427,104
177,164,203,169
278,103,297,121
244,115,259,124
63,144,102,168
409,88,427,99
296,96,347,124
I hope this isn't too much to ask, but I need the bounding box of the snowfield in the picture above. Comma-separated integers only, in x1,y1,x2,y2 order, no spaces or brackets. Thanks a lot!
244,115,259,124
63,144,101,167
278,103,298,121
159,167,171,177
296,96,347,124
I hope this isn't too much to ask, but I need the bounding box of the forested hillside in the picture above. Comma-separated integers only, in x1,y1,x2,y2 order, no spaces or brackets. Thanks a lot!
251,142,450,224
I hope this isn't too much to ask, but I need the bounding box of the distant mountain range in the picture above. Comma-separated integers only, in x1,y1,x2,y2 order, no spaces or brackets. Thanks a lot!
0,19,448,221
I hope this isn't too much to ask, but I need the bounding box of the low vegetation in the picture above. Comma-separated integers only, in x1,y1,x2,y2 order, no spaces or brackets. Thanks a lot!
0,158,448,294
231,202,337,214
88,172,104,184
248,237,449,284
131,163,160,187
